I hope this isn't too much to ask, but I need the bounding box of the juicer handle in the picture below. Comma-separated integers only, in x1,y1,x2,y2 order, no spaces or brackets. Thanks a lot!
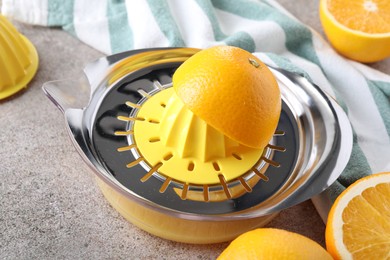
42,76,90,113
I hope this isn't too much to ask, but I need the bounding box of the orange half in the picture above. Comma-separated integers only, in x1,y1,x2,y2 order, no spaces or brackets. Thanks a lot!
320,0,390,62
326,172,390,259
172,46,281,149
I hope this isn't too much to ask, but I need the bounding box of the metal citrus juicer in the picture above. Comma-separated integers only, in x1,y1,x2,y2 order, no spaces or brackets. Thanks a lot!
43,48,353,244
0,15,38,99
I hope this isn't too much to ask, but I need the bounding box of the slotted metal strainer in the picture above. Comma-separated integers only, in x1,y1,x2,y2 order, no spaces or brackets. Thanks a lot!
43,48,352,244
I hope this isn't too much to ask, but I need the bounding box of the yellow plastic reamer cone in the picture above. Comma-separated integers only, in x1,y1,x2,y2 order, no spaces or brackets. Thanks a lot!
133,88,266,202
131,47,282,202
0,15,38,99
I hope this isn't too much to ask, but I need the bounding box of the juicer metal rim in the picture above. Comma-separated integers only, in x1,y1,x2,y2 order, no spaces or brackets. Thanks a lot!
42,47,353,221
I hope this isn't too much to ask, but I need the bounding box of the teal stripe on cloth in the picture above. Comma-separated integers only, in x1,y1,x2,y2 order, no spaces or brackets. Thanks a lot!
195,0,256,52
367,80,390,136
224,31,256,52
63,23,76,37
328,181,345,202
211,0,321,67
337,132,371,186
328,130,371,201
107,0,134,53
146,0,185,47
47,0,74,26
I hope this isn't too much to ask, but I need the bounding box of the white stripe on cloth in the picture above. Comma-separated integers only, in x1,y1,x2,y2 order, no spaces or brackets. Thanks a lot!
125,0,169,49
166,0,222,48
215,9,336,98
1,0,48,25
348,61,390,83
312,36,390,173
73,0,111,54
254,53,278,67
285,52,336,98
215,9,285,52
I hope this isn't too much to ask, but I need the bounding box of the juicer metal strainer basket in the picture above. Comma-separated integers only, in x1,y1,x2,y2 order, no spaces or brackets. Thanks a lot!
43,48,352,244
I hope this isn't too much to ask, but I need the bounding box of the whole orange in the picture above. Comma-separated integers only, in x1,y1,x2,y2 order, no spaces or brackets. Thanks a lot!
172,46,281,149
218,228,332,260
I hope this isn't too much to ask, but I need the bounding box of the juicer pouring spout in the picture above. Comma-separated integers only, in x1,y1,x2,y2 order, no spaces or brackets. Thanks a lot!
42,76,91,113
42,73,104,178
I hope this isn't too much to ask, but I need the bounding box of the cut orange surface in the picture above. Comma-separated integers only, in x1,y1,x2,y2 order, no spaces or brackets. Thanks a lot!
172,46,281,149
320,0,390,62
326,172,390,259
326,0,390,34
218,228,332,260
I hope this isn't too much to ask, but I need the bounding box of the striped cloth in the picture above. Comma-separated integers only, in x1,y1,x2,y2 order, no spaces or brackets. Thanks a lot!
3,0,389,203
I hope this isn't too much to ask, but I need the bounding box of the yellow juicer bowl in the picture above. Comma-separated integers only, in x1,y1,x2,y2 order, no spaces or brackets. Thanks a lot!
0,15,38,99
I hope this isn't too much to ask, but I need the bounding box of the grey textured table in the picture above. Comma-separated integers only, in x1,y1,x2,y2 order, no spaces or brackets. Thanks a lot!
1,1,389,259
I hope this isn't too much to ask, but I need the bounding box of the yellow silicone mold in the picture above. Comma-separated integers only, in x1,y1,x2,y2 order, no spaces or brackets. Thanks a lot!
0,15,38,99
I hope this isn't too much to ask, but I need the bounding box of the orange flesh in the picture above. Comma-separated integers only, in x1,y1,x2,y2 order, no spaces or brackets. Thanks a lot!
327,0,390,34
342,183,390,258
